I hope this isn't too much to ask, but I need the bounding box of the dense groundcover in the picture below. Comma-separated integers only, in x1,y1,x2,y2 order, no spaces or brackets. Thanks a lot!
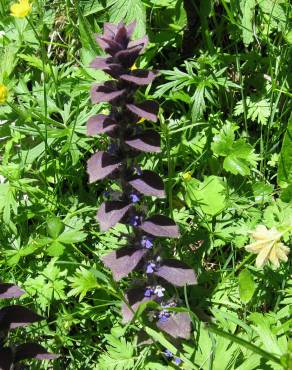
0,1,291,369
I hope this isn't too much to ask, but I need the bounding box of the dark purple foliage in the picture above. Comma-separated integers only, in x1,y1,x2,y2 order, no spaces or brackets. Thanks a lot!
126,101,159,122
0,284,58,367
15,343,59,361
121,286,155,323
128,170,165,198
0,348,13,370
97,201,131,231
101,247,147,281
87,114,117,136
87,151,121,183
91,81,126,103
154,260,197,286
157,312,191,339
140,215,180,238
0,283,24,299
86,21,197,346
0,305,44,331
125,130,161,153
120,70,158,85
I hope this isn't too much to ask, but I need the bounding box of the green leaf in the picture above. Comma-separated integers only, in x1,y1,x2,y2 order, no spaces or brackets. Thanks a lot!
205,323,282,365
57,229,87,244
223,140,258,176
240,0,256,46
278,113,292,187
252,182,274,203
47,241,65,257
185,176,227,216
257,0,286,25
47,216,65,239
68,266,98,301
285,30,292,44
106,0,146,37
98,334,135,370
18,53,51,75
249,99,271,125
249,313,284,356
238,269,256,304
211,122,235,156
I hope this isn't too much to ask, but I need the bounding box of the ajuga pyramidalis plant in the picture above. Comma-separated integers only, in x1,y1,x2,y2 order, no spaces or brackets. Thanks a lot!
0,283,58,370
87,22,196,341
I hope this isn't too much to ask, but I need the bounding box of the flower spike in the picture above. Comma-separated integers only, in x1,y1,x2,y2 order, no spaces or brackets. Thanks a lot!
87,21,196,344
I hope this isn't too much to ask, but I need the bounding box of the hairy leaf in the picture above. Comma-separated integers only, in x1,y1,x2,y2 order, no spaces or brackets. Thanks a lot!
87,151,121,183
128,170,165,197
0,284,25,299
126,101,159,122
125,130,161,152
157,312,191,339
0,305,44,331
87,115,117,136
102,247,147,281
97,201,131,231
140,215,180,238
155,259,197,286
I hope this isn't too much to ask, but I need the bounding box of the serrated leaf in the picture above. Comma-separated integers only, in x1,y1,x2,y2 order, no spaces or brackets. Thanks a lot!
106,0,146,38
223,155,251,176
68,266,98,301
223,140,258,176
98,334,135,370
249,313,284,356
211,122,235,156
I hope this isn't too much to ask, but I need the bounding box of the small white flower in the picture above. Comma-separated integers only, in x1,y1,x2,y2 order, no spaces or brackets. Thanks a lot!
154,285,165,298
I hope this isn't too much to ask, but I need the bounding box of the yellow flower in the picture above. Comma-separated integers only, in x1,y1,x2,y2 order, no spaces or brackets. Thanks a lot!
10,0,32,18
245,225,289,268
182,171,192,182
0,84,8,104
130,63,137,71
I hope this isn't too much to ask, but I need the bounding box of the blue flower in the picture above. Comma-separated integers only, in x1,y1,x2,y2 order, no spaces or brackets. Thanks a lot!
146,262,156,274
144,287,154,297
141,236,153,249
158,309,171,322
164,349,173,358
175,357,182,365
133,165,142,176
129,215,141,227
129,193,140,203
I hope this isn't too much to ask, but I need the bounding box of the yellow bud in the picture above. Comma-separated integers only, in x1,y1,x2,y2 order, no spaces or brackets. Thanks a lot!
130,63,137,71
0,84,8,104
182,171,192,181
10,0,32,18
137,117,145,124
